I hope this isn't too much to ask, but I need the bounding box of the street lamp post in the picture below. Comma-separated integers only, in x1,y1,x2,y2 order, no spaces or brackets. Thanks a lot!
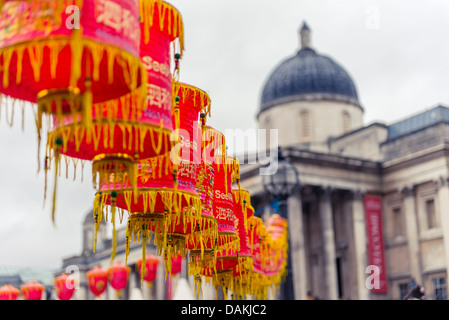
262,147,300,300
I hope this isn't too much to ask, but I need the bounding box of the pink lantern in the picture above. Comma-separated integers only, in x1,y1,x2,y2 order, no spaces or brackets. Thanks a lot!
21,281,45,300
54,273,76,300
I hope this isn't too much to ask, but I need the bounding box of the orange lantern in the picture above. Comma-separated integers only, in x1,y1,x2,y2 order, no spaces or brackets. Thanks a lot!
86,266,108,298
21,281,45,300
136,253,160,284
107,262,130,297
0,284,20,300
54,273,76,300
89,1,185,264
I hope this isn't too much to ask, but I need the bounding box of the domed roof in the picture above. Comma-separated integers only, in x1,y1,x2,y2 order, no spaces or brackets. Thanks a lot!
259,23,361,114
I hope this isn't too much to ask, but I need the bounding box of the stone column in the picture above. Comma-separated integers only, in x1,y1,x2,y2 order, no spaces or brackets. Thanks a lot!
436,176,449,298
401,186,422,285
319,187,338,300
287,190,307,300
349,190,370,300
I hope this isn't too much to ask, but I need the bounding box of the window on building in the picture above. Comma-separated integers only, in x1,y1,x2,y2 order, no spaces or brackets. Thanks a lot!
398,283,409,300
342,111,351,133
299,110,310,139
425,198,436,229
433,277,447,300
392,207,403,238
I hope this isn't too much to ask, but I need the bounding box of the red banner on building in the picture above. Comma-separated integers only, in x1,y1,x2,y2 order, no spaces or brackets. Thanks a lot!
364,194,388,293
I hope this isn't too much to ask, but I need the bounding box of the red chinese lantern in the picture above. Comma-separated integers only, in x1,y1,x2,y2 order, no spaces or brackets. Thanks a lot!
87,0,185,263
186,120,219,298
201,126,240,253
159,82,211,267
187,158,218,278
0,1,148,220
86,266,108,298
95,84,211,273
229,188,254,298
136,253,160,284
0,0,145,111
107,262,130,297
201,188,253,299
247,215,270,299
213,154,241,253
21,281,45,300
170,253,183,276
0,284,20,300
165,253,182,300
265,214,289,289
54,273,76,300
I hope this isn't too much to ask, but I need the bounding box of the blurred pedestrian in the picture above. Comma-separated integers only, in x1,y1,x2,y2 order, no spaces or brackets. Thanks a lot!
403,284,426,300
307,291,315,300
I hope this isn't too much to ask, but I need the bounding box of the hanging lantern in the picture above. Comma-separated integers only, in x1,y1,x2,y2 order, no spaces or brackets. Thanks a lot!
170,253,183,275
107,262,130,297
186,118,218,299
228,188,254,299
200,126,240,254
186,128,240,299
187,153,218,281
0,0,147,171
0,284,20,300
46,0,184,225
159,82,212,268
202,187,253,300
86,266,108,298
165,253,182,300
89,0,184,263
265,214,289,289
247,215,270,299
136,253,160,284
94,83,210,273
21,281,45,300
213,154,241,254
54,273,76,300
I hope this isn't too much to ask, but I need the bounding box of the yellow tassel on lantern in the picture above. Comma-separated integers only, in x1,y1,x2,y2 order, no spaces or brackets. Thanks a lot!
51,137,63,225
82,77,93,129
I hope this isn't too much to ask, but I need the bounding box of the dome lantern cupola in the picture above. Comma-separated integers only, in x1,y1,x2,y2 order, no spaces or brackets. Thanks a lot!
300,22,311,50
259,21,362,116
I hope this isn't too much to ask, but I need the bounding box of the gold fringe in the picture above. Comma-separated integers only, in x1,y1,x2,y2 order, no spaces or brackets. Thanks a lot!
172,81,212,119
1,36,147,135
140,0,184,57
47,104,169,158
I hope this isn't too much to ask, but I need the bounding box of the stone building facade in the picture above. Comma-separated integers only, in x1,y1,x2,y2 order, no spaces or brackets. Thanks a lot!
239,22,449,300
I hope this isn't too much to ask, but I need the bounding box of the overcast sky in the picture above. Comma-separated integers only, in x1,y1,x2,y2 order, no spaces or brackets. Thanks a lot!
1,0,449,270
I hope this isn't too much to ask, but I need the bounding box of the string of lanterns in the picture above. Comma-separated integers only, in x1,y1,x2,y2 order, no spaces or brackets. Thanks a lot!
0,0,289,300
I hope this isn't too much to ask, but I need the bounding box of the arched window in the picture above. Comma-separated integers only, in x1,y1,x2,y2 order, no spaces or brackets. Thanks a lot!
342,111,351,133
299,110,310,140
